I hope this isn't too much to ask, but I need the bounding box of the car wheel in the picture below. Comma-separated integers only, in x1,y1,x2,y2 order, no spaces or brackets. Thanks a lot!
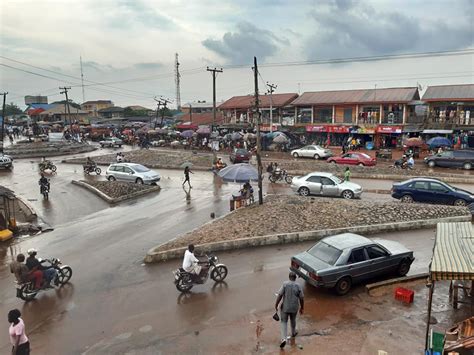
341,190,354,199
100,144,104,148
335,277,352,296
427,160,436,168
298,187,310,197
292,152,299,158
400,194,414,203
463,162,472,170
136,178,144,184
454,199,467,206
329,160,337,164
268,175,277,183
107,176,116,181
397,259,411,276
313,154,320,160
357,162,364,166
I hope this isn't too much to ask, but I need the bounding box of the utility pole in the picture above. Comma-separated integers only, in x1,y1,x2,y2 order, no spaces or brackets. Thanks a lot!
0,92,8,154
159,98,171,127
153,97,161,129
80,56,86,103
59,87,72,128
253,57,263,205
189,103,192,124
266,82,277,133
175,53,181,111
206,67,223,128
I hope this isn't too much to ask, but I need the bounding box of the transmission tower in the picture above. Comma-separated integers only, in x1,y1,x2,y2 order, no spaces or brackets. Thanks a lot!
175,53,181,110
80,56,85,102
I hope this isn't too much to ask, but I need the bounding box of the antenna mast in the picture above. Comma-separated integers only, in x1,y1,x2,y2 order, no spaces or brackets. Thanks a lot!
80,56,85,102
175,53,181,111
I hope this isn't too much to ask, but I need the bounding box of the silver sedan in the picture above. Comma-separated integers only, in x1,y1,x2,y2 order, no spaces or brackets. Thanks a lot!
290,172,363,199
291,145,333,159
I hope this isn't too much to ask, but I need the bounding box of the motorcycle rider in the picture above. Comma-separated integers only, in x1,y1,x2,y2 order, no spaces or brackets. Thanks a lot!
10,253,43,290
38,174,50,194
85,156,96,168
182,244,208,279
25,249,57,288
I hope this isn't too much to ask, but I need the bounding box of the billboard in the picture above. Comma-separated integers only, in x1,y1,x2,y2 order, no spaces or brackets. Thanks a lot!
25,96,48,105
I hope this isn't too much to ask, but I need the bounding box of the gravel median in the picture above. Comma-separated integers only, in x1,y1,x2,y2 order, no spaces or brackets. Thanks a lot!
80,180,157,199
155,195,469,252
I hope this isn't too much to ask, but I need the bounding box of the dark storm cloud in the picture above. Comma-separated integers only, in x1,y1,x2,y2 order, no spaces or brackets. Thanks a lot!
306,0,473,60
202,21,289,64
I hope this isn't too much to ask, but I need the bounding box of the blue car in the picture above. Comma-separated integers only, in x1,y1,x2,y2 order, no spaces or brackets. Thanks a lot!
391,178,474,206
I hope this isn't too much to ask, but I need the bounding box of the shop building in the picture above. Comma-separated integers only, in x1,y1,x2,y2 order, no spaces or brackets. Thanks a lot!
219,93,298,127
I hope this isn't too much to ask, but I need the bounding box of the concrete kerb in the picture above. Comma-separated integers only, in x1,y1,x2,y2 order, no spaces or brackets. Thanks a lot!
365,273,429,293
144,214,471,263
62,160,211,171
71,180,161,204
14,194,37,222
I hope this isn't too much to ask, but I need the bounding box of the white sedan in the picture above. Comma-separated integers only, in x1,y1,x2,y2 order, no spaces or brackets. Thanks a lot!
291,145,333,160
291,172,363,199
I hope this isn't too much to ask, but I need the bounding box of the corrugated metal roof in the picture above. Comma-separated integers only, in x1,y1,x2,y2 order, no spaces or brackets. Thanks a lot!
422,84,474,101
180,112,224,125
291,87,419,106
219,93,298,110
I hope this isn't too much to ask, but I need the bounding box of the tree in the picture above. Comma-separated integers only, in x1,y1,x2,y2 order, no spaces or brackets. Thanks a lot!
0,102,23,116
52,100,81,110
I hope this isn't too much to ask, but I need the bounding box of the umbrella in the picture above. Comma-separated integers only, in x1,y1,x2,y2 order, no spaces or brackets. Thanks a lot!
170,140,180,146
218,163,258,183
196,126,211,135
403,137,424,147
273,135,289,144
180,130,194,138
243,133,256,141
210,131,220,138
224,133,233,141
427,137,452,148
180,162,193,168
156,128,168,134
231,132,243,141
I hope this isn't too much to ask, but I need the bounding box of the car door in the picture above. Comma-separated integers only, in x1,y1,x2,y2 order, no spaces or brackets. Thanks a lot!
428,181,453,204
305,175,322,194
365,244,392,277
411,181,431,202
302,146,314,157
345,247,371,282
341,153,355,165
320,177,339,196
122,167,135,182
436,151,454,167
112,165,125,181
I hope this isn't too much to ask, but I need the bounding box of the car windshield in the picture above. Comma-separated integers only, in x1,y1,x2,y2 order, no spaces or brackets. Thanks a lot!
133,165,150,173
359,153,371,159
236,149,247,154
307,242,342,265
331,175,342,184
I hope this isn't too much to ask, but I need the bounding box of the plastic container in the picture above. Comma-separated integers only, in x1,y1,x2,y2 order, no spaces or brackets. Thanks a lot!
394,287,414,304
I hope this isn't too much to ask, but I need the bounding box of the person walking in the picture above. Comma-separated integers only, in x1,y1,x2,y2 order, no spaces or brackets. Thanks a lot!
344,167,351,181
182,166,193,188
275,272,304,349
8,309,30,355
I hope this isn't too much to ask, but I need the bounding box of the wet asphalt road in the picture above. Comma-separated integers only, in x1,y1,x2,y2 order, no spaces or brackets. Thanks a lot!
0,152,467,354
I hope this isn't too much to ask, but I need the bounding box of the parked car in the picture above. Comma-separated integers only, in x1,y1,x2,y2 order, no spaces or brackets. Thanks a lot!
0,155,13,169
230,149,251,164
291,172,362,199
327,152,376,166
106,163,160,185
391,177,474,206
290,233,415,295
291,145,333,160
99,137,123,148
424,150,474,170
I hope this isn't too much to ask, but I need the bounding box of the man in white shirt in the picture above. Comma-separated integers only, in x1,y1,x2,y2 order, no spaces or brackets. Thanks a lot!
407,156,415,169
182,244,201,275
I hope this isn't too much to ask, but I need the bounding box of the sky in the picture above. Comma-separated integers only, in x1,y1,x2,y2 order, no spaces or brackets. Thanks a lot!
0,0,473,109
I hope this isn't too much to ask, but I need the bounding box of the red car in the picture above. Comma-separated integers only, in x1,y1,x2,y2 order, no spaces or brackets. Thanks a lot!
327,152,376,166
230,149,251,164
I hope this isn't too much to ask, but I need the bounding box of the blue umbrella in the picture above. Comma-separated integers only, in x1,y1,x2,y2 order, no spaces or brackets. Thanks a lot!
217,163,258,183
180,130,194,138
427,136,452,148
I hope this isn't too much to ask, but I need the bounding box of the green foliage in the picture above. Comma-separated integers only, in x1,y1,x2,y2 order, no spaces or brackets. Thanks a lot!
0,102,23,116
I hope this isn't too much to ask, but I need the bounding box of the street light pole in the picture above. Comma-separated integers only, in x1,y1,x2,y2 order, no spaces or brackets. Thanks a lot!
0,92,8,155
266,83,277,133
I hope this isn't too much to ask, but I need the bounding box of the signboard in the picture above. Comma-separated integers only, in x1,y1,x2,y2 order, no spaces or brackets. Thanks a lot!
48,132,64,142
281,116,294,126
306,125,326,133
349,126,376,134
327,125,350,133
376,125,403,134
259,124,279,132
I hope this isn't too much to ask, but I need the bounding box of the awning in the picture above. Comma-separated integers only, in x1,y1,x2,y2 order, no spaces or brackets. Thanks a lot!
430,222,474,281
422,129,453,134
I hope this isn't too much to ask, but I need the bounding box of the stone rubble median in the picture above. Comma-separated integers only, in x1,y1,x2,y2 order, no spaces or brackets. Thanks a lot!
145,195,471,263
72,180,160,204
6,141,96,158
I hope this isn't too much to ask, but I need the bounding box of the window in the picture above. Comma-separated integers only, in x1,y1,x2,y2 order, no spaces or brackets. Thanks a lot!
303,146,315,150
342,154,352,158
133,165,150,173
413,181,429,190
307,242,342,265
306,176,321,183
429,182,449,193
343,108,353,123
112,166,123,172
321,177,335,186
123,167,133,174
439,151,454,158
348,248,367,263
366,245,388,259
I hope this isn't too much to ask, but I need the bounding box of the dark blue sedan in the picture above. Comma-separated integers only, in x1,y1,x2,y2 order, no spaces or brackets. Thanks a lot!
391,178,474,206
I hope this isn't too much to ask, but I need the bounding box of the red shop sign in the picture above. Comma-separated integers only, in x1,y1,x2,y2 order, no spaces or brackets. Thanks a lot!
376,125,403,134
327,125,350,133
306,125,327,133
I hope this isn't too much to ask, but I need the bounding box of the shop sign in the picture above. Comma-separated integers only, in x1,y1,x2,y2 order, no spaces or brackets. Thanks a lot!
281,116,294,126
306,125,326,133
327,125,350,133
349,127,376,134
376,125,403,134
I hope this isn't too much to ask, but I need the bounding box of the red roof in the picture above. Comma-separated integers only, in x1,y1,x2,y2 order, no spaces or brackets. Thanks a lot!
28,108,45,116
219,93,298,110
180,112,224,126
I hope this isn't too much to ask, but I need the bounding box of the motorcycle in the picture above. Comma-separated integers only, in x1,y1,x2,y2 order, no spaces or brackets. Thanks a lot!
83,164,102,175
16,258,72,301
173,254,228,292
268,169,293,184
40,180,50,200
39,161,57,173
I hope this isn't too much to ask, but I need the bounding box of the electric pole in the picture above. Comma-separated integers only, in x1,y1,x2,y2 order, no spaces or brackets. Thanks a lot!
153,97,161,129
175,53,181,111
159,98,171,127
253,57,263,205
80,56,86,103
189,103,192,124
206,67,223,128
1,92,8,154
266,82,277,133
60,87,72,128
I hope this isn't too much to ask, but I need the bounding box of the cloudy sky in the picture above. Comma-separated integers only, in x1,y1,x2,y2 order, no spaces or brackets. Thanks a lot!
1,0,473,109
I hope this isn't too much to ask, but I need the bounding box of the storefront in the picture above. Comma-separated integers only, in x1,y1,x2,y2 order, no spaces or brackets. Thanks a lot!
375,125,403,148
305,124,350,146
